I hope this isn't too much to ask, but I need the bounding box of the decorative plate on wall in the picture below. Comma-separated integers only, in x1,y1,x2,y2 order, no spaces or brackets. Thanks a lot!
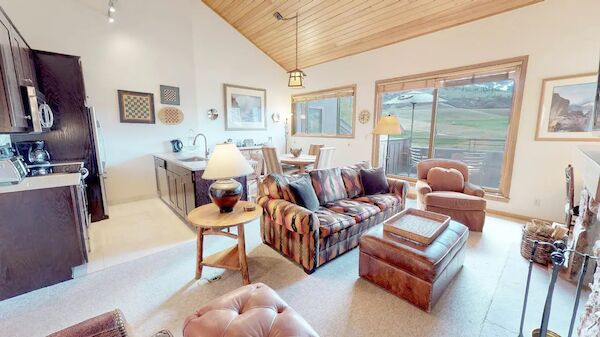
359,110,370,124
158,107,184,125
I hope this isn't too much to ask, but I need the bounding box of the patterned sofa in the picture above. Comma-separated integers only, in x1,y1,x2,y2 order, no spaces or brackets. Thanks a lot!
258,163,409,273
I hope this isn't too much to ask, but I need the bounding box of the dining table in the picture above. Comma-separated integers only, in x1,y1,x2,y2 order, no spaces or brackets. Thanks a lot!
280,154,317,174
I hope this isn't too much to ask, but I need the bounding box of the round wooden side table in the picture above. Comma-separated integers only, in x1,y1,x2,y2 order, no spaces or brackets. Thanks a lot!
186,200,262,285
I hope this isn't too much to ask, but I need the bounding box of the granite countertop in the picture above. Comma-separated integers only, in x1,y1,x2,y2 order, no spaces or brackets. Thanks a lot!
153,152,209,171
0,172,82,194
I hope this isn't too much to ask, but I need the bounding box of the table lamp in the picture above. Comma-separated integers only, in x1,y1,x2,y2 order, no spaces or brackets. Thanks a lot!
373,115,404,172
202,143,254,213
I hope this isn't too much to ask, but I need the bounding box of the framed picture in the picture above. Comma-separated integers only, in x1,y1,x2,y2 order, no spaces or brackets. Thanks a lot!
160,85,180,105
224,84,267,130
118,90,155,124
535,73,598,141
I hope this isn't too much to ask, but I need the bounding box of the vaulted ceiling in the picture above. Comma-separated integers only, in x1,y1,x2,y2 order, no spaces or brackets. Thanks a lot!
202,0,542,71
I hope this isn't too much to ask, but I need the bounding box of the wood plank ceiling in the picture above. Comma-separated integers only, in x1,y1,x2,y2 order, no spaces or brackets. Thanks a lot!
202,0,542,71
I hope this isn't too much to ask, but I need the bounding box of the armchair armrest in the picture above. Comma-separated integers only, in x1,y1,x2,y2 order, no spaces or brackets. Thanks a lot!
464,182,485,198
415,179,432,197
259,197,319,234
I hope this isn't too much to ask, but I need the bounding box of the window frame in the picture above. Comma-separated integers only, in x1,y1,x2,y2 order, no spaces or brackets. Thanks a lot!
371,56,529,201
291,84,356,139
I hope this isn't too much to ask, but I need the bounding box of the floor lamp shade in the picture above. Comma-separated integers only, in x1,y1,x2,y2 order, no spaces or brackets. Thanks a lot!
373,115,403,135
202,143,254,213
373,115,403,174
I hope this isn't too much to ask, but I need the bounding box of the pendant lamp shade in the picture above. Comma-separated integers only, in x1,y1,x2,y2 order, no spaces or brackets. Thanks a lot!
373,115,404,135
288,69,306,88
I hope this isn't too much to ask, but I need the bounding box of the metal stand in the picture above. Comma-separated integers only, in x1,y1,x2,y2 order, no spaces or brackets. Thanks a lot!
518,239,599,337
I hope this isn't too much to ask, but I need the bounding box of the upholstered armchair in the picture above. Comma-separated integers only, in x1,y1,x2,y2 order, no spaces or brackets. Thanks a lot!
416,159,486,232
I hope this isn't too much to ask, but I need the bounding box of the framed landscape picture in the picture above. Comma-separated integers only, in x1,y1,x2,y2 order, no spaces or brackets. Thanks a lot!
224,84,266,130
118,90,155,124
536,73,598,141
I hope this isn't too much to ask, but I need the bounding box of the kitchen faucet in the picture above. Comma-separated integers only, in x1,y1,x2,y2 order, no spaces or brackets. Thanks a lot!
192,133,209,158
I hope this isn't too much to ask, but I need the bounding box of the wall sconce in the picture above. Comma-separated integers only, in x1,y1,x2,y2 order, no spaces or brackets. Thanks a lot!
271,113,281,123
207,108,218,120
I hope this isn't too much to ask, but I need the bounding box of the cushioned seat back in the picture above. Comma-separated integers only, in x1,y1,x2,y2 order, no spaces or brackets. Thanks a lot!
260,173,310,201
416,159,469,182
309,168,348,205
340,161,371,198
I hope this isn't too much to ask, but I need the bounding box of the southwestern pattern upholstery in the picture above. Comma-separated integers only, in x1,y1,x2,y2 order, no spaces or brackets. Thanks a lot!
259,164,409,273
310,168,348,204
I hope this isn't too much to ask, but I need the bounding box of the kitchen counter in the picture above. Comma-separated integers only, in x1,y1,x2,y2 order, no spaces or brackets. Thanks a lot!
153,152,208,171
0,172,81,194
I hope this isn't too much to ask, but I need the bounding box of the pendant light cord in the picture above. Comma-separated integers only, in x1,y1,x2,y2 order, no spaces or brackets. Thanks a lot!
295,13,299,70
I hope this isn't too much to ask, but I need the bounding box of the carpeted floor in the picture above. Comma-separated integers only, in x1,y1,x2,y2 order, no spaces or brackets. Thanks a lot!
0,214,588,337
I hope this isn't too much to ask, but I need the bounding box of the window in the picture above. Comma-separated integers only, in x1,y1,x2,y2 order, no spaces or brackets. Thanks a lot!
374,57,528,199
292,85,356,137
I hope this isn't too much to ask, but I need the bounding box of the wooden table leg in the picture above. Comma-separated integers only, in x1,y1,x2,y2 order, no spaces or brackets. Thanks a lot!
237,223,250,285
195,227,205,279
298,165,305,174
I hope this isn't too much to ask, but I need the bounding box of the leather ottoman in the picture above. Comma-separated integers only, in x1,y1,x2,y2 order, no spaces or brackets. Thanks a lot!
183,283,319,337
359,221,468,312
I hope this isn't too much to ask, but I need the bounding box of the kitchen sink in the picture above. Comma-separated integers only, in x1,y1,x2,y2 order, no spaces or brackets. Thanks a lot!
178,156,206,162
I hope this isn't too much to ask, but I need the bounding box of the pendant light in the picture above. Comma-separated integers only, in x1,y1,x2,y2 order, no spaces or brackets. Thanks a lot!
274,7,306,88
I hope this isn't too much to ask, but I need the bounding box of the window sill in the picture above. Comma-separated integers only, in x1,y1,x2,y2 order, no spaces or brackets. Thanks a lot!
292,133,354,139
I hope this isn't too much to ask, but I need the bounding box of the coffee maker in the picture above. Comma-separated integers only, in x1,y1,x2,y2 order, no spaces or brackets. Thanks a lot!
15,140,52,175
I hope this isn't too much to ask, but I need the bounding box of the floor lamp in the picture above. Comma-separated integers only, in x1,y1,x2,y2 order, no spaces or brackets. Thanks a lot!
373,115,404,173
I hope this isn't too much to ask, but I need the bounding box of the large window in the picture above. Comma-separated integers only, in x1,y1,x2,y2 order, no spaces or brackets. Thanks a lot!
374,57,527,199
292,85,355,138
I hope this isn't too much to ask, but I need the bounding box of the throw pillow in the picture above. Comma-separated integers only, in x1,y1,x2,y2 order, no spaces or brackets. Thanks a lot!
426,167,464,192
288,177,320,211
360,167,389,195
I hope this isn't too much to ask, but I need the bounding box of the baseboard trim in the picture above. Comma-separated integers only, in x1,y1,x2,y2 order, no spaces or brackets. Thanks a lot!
486,208,554,224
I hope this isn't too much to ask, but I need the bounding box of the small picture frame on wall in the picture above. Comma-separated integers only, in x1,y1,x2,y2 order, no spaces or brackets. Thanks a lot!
118,90,156,124
535,72,599,141
224,84,267,130
160,85,180,105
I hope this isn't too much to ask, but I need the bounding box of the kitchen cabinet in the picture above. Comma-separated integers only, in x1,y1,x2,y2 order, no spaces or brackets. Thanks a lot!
0,7,38,133
0,184,88,300
153,156,248,220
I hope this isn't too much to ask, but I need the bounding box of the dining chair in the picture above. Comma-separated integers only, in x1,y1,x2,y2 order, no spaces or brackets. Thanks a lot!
308,144,324,156
246,153,264,201
262,146,283,174
314,147,335,169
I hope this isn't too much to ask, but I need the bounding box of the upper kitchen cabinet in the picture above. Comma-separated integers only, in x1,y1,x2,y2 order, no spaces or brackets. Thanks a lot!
0,7,38,133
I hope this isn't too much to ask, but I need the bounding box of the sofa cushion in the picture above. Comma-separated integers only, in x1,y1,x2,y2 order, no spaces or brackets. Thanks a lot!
360,167,389,195
354,193,402,211
340,168,363,198
261,173,310,201
426,167,464,192
425,191,486,211
324,199,381,223
315,207,356,238
288,176,320,211
310,168,348,205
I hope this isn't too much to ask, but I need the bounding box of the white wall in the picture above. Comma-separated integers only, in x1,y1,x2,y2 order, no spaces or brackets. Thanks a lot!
1,0,289,204
289,0,600,222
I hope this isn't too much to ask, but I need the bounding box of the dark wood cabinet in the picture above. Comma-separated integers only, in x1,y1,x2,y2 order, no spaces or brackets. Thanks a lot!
154,157,248,220
0,184,88,300
0,7,37,133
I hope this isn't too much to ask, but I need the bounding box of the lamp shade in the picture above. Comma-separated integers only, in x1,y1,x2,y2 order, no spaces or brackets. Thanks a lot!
372,115,404,135
288,69,306,88
202,143,254,180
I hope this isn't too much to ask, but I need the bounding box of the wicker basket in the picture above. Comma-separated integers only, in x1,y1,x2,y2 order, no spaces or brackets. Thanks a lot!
520,219,556,265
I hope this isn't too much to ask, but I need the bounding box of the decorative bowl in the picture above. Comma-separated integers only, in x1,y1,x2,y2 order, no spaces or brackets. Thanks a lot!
290,148,302,158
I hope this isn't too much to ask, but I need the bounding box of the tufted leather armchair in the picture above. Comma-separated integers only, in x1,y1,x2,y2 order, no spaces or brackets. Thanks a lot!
183,283,319,337
416,159,486,232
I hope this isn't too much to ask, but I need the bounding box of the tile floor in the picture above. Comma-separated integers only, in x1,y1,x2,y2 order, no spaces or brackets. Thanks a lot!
74,198,195,276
